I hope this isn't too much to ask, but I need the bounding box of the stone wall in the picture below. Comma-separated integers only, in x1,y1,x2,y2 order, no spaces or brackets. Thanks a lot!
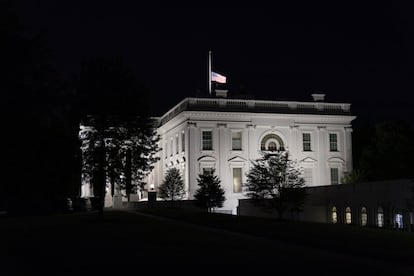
239,179,414,230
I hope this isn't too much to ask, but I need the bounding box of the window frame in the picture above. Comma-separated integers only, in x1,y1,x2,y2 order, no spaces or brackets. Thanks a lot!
329,133,338,152
361,207,367,226
231,130,242,151
201,130,213,151
345,207,352,224
330,167,339,185
332,206,338,224
232,167,242,193
302,133,312,152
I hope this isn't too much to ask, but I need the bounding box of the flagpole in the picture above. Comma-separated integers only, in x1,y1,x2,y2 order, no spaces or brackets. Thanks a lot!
208,50,212,95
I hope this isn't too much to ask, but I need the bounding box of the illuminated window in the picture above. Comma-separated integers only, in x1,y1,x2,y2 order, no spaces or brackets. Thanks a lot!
181,132,185,152
330,168,339,185
232,131,242,150
332,206,338,224
202,131,213,150
345,207,352,224
361,207,367,226
268,142,277,151
377,207,384,228
395,213,403,229
329,133,338,152
233,168,242,193
303,133,311,151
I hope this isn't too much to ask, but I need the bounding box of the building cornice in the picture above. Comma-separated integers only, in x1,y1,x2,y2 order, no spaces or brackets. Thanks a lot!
158,97,354,126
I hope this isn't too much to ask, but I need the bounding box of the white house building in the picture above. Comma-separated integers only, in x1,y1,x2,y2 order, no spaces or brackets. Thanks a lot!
147,93,356,214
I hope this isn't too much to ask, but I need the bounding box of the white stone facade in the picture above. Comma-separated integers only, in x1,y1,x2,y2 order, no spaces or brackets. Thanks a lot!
149,97,356,214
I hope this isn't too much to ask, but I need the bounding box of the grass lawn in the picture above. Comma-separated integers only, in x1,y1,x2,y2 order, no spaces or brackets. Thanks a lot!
139,208,414,265
1,210,413,275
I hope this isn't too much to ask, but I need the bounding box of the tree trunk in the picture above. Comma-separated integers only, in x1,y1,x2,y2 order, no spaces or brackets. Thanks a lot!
97,133,106,216
125,148,132,202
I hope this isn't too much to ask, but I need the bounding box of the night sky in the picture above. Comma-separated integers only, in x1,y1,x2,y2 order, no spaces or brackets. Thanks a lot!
14,1,414,126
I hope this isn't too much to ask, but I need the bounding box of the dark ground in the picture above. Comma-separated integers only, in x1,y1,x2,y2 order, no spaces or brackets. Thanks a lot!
2,210,413,275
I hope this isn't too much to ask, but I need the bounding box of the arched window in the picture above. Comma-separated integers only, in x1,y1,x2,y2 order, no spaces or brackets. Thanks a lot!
345,207,352,224
261,134,285,151
361,207,367,226
268,141,277,151
332,206,338,224
377,207,384,228
395,213,403,229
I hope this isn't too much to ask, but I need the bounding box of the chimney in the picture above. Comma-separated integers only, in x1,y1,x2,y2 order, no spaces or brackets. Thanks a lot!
311,93,325,101
215,89,229,98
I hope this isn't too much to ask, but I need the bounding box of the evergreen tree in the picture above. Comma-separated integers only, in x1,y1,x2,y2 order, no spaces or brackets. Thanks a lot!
245,151,306,219
194,170,225,212
159,168,185,203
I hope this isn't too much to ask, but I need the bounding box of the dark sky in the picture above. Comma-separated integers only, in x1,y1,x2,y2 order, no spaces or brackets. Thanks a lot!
14,1,414,126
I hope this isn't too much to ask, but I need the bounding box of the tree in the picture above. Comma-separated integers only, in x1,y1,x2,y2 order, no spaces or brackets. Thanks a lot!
194,170,225,212
245,151,306,219
353,120,414,181
2,1,80,214
341,169,365,184
159,168,185,204
78,58,160,213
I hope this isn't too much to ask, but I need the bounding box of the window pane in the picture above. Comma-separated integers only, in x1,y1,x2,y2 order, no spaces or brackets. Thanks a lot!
303,133,311,151
361,207,367,226
268,142,277,151
232,131,242,150
330,168,339,185
233,168,242,193
377,207,384,227
332,207,337,224
202,131,213,150
329,133,338,151
345,207,352,224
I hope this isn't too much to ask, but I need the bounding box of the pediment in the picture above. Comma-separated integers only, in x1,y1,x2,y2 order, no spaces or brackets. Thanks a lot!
300,157,317,163
228,156,247,163
327,157,345,163
197,155,217,163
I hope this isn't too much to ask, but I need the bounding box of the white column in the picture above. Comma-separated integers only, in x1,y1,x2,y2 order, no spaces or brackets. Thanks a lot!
317,126,327,185
344,127,353,173
187,122,198,198
217,123,227,191
246,124,257,162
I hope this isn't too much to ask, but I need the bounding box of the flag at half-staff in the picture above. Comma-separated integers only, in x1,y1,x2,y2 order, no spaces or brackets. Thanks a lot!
211,71,226,83
208,51,227,95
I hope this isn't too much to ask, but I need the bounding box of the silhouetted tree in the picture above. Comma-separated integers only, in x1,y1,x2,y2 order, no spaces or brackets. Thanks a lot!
245,151,306,219
2,1,80,214
121,118,160,201
341,170,365,184
194,170,225,212
353,120,414,181
159,168,185,205
79,58,159,212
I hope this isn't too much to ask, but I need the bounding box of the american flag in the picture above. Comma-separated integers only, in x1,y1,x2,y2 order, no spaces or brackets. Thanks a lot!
211,71,226,83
